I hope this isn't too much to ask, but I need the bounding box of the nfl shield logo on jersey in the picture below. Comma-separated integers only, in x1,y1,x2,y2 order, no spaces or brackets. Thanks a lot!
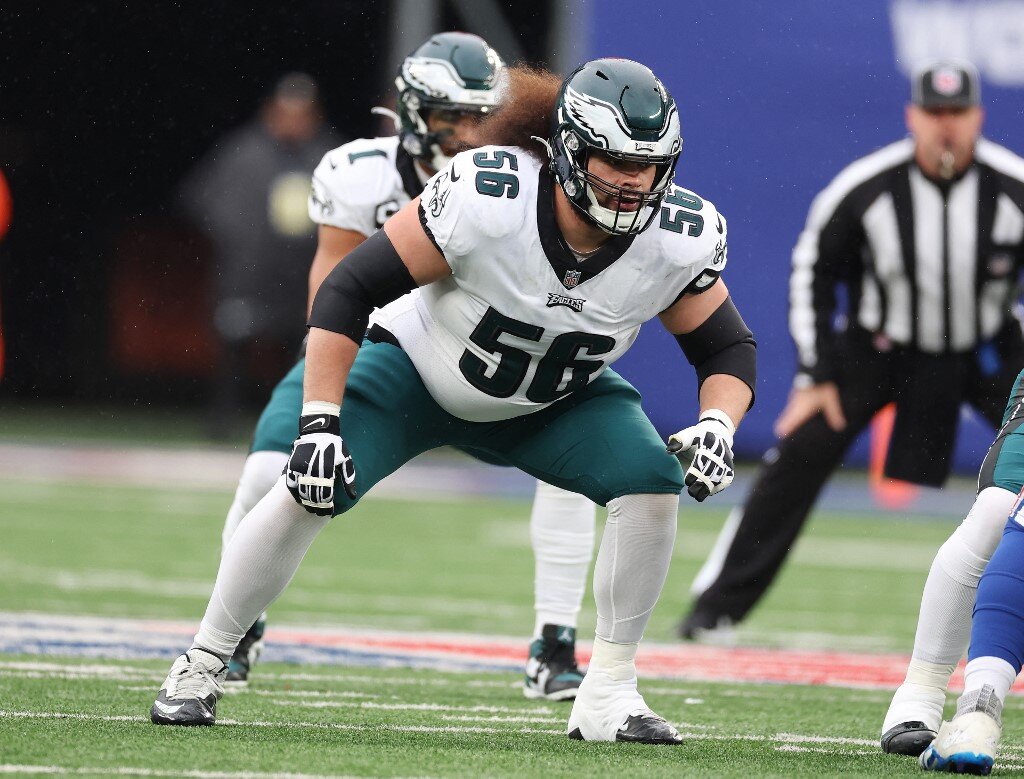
563,269,582,289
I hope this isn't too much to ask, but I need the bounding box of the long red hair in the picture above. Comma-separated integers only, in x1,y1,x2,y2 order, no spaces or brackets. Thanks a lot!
474,65,562,162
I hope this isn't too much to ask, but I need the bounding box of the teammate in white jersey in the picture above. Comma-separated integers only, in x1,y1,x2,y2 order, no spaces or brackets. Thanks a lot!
153,58,757,745
217,33,596,701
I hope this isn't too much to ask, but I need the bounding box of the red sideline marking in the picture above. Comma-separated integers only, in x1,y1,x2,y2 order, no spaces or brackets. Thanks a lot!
273,627,1024,693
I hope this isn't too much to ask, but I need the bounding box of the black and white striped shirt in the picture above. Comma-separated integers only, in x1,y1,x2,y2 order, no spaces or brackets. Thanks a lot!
791,137,1024,383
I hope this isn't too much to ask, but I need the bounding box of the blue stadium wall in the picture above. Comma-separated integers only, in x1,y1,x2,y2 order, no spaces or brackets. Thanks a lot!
589,0,1024,472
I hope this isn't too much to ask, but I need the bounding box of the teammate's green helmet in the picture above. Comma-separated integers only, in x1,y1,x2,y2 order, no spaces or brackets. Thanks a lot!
395,32,505,172
548,58,682,235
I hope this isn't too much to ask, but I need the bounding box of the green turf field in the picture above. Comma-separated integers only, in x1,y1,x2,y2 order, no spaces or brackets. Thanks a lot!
2,471,1020,776
0,477,959,648
6,656,1024,777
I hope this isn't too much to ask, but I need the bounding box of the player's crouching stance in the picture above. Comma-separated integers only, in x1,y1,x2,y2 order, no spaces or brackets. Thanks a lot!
151,58,756,744
213,33,594,700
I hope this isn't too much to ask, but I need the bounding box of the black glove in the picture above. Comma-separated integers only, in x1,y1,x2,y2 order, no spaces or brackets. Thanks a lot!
284,406,356,515
666,409,736,502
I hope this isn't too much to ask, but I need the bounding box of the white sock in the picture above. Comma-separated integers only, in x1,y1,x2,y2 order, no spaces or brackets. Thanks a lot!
589,637,638,681
193,477,330,658
570,636,649,741
910,487,1016,668
530,481,596,636
593,493,679,644
221,451,289,552
963,656,1018,706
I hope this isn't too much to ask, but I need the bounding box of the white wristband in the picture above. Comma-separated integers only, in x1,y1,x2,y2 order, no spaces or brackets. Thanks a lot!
698,408,736,438
301,401,341,417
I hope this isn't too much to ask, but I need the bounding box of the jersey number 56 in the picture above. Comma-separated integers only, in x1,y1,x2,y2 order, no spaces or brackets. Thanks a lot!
459,307,615,402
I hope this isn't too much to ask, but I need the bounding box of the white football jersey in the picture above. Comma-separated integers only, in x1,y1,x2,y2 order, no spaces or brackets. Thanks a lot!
374,146,729,423
308,136,425,235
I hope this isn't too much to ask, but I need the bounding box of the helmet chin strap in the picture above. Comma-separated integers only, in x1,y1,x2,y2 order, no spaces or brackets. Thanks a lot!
585,193,652,235
531,135,555,158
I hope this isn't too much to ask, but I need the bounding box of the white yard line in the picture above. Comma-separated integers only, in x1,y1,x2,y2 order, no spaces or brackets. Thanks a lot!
0,670,163,683
0,710,561,736
119,686,378,700
267,700,558,715
773,745,877,756
269,673,516,688
438,714,563,724
11,708,1021,758
0,766,390,779
0,661,161,681
0,663,515,689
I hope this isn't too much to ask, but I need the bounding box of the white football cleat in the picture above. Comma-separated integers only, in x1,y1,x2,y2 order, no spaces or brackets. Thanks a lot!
567,670,681,744
880,681,945,755
919,685,1002,775
150,648,228,726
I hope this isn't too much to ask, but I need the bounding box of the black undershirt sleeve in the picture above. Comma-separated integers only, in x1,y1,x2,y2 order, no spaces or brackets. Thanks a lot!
307,229,417,343
674,296,757,407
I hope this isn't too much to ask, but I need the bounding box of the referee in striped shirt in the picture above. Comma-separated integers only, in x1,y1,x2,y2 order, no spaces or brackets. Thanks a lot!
680,61,1024,639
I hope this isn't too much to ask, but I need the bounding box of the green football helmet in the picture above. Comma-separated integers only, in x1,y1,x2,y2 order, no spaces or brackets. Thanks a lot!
395,32,505,172
548,58,682,235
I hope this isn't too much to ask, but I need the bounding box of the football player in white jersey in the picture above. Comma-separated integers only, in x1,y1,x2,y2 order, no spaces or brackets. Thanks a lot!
217,33,596,701
152,58,757,745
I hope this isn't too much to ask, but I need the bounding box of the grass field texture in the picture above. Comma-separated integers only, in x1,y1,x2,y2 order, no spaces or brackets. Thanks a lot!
1,468,1018,776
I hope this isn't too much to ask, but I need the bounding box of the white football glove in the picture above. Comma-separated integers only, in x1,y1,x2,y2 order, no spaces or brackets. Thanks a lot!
667,409,736,502
285,402,357,516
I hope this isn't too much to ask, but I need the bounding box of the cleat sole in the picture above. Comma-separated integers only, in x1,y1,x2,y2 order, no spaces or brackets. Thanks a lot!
615,733,683,745
920,749,994,775
150,709,216,727
881,721,936,756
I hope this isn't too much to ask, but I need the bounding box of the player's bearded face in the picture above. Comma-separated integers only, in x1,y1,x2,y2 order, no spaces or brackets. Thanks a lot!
907,105,984,180
426,110,484,158
585,151,658,212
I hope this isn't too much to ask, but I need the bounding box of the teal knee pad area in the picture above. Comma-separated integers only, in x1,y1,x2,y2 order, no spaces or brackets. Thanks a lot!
330,341,472,515
491,368,684,506
991,432,1024,495
562,372,684,504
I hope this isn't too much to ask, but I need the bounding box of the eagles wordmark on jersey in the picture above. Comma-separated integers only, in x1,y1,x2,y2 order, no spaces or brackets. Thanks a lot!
155,56,755,748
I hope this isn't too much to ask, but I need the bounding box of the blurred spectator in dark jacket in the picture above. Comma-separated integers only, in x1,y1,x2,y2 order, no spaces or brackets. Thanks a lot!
180,73,342,437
